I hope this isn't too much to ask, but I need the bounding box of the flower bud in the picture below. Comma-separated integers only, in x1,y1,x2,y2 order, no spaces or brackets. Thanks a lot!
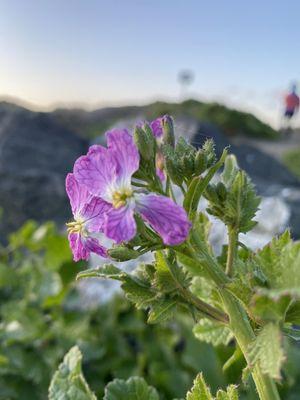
194,150,207,175
205,184,219,203
162,115,175,148
133,125,156,161
216,182,227,201
108,246,140,261
164,155,183,186
180,154,195,178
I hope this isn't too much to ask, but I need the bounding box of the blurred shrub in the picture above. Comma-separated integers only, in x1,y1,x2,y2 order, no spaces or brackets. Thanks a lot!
0,221,227,399
144,100,278,139
282,147,300,179
1,221,300,399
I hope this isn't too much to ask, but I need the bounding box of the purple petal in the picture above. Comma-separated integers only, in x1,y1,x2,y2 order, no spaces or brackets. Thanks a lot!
150,118,163,138
73,146,116,197
85,237,107,258
104,205,136,244
68,232,107,261
65,173,91,216
68,232,90,261
82,197,112,232
136,194,191,245
106,129,139,183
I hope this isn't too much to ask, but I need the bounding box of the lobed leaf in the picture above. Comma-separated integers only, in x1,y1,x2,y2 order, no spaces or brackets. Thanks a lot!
193,319,233,346
248,323,285,380
48,346,96,400
104,376,159,400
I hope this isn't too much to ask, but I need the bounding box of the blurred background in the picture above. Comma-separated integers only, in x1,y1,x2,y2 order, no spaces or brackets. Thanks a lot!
1,1,300,399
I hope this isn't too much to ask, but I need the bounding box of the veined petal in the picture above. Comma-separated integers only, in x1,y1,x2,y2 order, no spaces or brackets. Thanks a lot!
136,194,191,245
73,146,116,197
68,232,89,261
68,232,107,261
106,129,139,185
66,173,91,216
104,205,136,244
85,237,107,258
82,197,112,232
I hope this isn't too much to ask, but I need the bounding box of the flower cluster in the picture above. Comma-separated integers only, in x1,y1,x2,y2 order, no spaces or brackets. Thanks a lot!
66,118,191,261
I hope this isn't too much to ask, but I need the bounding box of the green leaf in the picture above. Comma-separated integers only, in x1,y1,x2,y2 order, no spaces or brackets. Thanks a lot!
186,373,213,400
248,323,285,379
249,290,292,323
147,298,177,324
193,319,233,346
121,278,157,309
48,346,96,400
255,231,300,295
153,251,178,293
76,264,124,281
104,376,159,400
77,264,157,309
224,171,260,233
216,385,239,400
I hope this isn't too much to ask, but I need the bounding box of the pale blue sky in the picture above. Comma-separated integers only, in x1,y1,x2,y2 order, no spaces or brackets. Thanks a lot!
0,0,299,126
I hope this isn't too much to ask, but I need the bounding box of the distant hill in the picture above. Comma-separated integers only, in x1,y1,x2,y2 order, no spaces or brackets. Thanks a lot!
49,99,278,140
0,98,278,141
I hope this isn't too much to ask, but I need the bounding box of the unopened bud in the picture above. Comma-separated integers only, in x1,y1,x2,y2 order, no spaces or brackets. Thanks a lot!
164,155,183,186
205,184,219,203
162,115,175,148
180,154,195,178
133,125,156,161
108,246,140,261
194,150,207,175
216,182,227,201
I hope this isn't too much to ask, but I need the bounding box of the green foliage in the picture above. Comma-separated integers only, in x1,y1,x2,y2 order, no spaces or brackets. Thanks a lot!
205,157,260,233
193,319,233,347
0,221,232,400
282,147,300,179
186,373,214,400
49,346,96,400
104,377,159,400
186,373,238,400
248,323,285,380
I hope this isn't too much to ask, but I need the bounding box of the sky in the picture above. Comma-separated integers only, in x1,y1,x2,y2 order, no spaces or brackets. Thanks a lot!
0,0,300,127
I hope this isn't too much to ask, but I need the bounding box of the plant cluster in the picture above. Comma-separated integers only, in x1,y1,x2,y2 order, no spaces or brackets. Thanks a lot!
0,221,236,399
59,115,300,400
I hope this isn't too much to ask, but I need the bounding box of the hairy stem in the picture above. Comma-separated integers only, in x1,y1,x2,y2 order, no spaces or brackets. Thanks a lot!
189,234,281,400
225,227,238,277
221,291,281,400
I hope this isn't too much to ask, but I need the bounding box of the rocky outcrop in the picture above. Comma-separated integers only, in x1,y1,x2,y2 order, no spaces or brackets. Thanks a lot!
0,102,88,239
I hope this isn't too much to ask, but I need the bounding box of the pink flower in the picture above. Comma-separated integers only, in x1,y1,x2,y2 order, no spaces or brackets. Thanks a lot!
74,129,191,245
66,173,109,261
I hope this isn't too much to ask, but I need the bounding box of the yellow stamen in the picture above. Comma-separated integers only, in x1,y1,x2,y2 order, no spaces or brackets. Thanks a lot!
66,219,85,234
112,189,133,208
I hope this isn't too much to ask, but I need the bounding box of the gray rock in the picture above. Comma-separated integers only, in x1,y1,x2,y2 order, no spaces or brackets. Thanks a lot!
0,102,88,239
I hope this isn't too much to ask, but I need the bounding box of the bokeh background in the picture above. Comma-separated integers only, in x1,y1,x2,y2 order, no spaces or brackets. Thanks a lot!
1,1,300,399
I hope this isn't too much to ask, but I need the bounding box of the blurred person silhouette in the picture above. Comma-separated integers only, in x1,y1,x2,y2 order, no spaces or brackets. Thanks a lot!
282,83,299,136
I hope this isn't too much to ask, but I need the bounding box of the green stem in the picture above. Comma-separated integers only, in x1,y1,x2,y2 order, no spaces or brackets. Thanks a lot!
225,227,238,277
188,234,281,400
221,291,280,400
